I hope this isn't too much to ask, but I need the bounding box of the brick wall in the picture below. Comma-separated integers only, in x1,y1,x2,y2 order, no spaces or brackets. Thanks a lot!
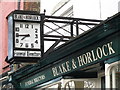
24,0,40,13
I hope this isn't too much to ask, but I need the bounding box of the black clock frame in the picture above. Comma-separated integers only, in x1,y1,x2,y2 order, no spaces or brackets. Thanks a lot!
7,10,41,63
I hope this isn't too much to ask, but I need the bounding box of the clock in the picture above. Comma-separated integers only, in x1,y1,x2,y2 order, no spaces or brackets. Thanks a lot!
7,10,42,63
14,22,40,49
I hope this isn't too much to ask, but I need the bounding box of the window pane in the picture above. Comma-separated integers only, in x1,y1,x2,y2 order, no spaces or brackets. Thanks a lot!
116,65,120,89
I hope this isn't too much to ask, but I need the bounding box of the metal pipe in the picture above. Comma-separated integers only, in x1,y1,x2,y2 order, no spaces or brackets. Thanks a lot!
0,76,8,82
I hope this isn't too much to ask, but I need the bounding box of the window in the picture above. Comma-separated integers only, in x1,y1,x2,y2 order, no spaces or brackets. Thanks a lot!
109,63,120,88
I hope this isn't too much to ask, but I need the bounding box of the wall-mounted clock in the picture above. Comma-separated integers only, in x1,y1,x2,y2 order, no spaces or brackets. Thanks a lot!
7,10,41,63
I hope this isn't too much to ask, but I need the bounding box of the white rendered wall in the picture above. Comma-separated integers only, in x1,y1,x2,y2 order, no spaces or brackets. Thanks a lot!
45,0,120,20
73,0,100,19
74,0,119,20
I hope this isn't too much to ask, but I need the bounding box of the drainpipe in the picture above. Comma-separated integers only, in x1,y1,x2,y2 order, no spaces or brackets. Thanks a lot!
18,0,21,10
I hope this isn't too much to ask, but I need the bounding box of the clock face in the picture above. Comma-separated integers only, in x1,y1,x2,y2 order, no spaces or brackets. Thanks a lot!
14,22,40,49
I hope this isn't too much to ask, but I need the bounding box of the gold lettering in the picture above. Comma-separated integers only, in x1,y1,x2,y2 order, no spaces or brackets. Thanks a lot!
72,59,77,69
91,50,98,61
51,42,116,77
96,47,103,59
66,61,71,71
58,66,63,74
107,42,115,55
52,67,59,77
82,54,88,64
86,52,93,63
77,56,83,66
102,44,108,56
25,75,45,86
61,63,67,73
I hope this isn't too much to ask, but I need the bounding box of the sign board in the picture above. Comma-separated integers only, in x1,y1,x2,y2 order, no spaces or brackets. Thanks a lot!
14,50,41,57
19,32,120,88
14,14,40,21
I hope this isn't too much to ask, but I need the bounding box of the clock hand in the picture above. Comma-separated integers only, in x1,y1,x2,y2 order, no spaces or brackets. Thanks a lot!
20,34,30,40
16,34,30,37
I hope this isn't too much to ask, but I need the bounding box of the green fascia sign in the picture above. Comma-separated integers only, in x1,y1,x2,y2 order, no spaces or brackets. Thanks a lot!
20,32,120,88
11,12,120,89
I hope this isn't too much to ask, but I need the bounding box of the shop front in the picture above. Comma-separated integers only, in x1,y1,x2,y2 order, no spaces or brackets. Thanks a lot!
9,12,120,89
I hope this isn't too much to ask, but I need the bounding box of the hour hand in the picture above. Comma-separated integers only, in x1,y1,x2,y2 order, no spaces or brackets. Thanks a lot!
21,34,30,40
16,34,30,40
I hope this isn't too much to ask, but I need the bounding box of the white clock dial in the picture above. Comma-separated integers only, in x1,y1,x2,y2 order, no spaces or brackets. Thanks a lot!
14,22,40,49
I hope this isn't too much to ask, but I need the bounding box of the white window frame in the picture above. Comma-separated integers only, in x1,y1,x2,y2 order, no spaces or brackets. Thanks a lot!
105,60,120,88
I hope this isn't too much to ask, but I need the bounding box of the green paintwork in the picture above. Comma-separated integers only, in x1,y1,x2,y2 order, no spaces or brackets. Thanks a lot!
11,12,120,89
15,32,120,88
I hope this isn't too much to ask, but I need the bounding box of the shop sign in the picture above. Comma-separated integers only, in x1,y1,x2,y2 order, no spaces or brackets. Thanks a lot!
14,14,40,21
14,50,41,57
19,39,119,88
52,41,115,77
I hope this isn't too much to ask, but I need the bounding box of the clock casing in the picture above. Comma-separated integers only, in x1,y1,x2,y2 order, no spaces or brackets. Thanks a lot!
7,10,41,63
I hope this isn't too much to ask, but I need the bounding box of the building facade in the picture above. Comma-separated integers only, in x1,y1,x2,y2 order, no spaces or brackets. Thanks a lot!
1,0,120,89
50,0,119,19
0,1,22,89
9,12,120,89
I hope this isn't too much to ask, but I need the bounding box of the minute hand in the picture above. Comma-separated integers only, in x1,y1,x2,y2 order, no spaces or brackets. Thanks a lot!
17,34,30,36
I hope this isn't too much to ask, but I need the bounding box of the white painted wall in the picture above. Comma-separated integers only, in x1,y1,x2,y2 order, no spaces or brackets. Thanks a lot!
74,0,119,20
51,0,73,16
73,0,100,19
101,0,119,19
40,0,61,15
43,0,120,20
